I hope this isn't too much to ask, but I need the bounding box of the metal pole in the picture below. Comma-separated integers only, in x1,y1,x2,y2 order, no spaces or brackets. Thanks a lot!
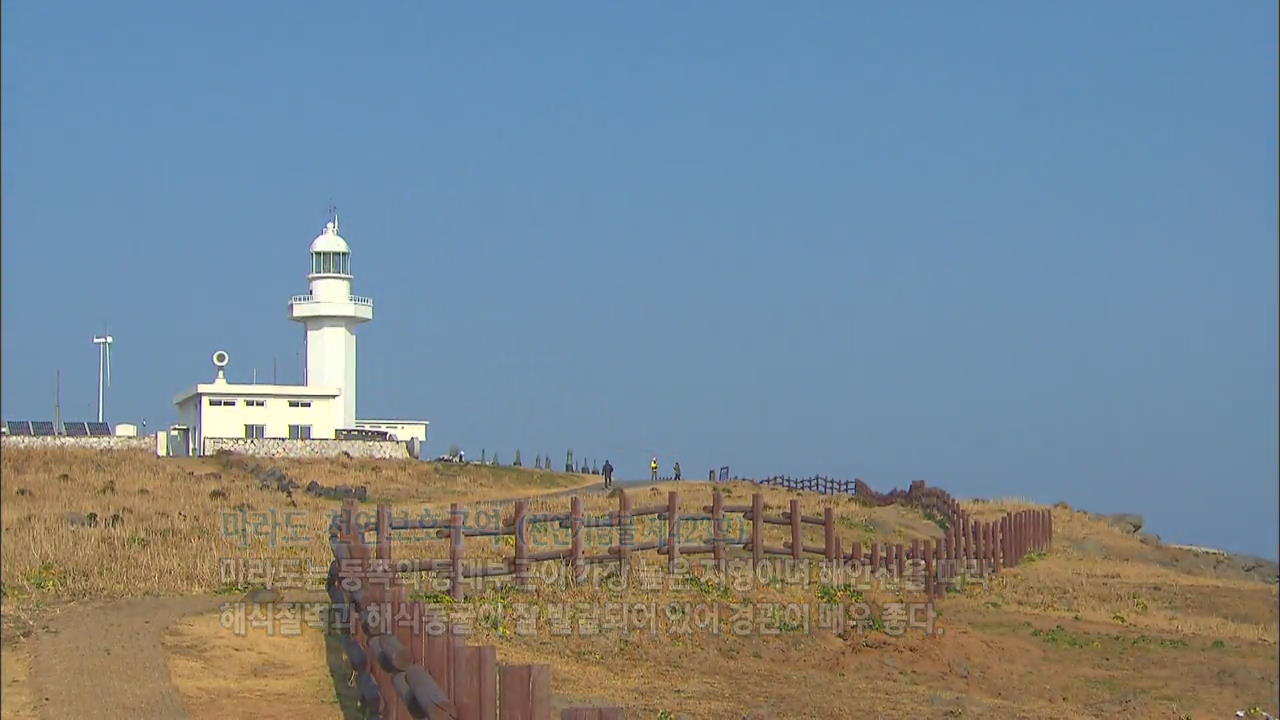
97,343,104,423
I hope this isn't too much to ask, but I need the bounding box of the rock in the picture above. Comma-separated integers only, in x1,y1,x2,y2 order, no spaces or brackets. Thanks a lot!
947,657,971,679
1053,501,1071,510
1137,532,1161,545
1106,513,1143,534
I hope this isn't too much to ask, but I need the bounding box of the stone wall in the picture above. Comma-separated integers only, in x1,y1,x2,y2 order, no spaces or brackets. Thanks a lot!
0,435,153,451
202,437,411,460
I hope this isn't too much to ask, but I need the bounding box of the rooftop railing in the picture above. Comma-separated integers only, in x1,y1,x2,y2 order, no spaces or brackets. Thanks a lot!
289,294,374,306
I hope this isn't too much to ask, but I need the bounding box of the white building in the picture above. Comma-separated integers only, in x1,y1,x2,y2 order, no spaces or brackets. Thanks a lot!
167,218,428,456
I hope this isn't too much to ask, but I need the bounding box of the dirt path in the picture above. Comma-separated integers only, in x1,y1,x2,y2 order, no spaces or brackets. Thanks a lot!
12,481,665,719
25,595,224,719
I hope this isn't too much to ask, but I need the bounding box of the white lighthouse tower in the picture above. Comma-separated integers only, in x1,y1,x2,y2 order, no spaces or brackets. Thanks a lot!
288,216,373,430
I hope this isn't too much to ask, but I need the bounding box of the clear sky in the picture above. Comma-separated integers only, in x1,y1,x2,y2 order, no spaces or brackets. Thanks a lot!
3,2,1276,557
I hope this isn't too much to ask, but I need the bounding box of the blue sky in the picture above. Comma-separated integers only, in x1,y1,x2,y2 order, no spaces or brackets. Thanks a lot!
3,2,1276,557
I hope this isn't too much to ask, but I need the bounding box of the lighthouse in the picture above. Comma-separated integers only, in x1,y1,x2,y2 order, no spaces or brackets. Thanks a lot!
288,217,373,430
168,214,427,458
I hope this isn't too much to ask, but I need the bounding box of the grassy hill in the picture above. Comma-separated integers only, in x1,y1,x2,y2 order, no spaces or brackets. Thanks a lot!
1,448,1276,718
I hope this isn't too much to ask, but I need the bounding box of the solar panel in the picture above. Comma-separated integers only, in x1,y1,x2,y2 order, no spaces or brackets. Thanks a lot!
5,421,32,436
87,422,112,436
64,422,90,437
30,421,56,436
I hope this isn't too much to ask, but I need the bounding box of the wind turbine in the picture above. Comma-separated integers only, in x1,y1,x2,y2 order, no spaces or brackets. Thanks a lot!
92,334,113,423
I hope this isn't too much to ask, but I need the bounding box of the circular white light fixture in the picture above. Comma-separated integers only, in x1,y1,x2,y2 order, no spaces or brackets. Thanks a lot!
212,350,230,369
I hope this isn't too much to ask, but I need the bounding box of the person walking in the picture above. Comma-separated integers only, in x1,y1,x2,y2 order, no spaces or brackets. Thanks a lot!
650,456,659,482
673,461,682,482
602,460,614,489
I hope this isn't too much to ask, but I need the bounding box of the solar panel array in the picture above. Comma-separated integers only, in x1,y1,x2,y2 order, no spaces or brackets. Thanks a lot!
6,421,32,435
30,421,56,436
3,420,115,436
63,422,90,437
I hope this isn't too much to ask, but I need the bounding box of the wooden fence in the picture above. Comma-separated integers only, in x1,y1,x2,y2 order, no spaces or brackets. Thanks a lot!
329,504,626,719
328,479,1053,718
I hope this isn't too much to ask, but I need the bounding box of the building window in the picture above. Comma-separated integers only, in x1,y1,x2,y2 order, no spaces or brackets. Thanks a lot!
244,424,266,439
209,399,235,407
288,400,312,408
244,399,265,407
288,424,312,440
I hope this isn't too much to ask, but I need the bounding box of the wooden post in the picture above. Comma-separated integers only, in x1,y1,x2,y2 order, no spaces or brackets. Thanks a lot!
478,645,497,720
513,500,529,588
450,502,465,602
1047,508,1053,550
712,490,726,574
789,499,802,561
498,664,551,720
869,542,880,574
992,521,1000,572
910,538,920,586
982,522,992,575
1003,514,1013,567
751,492,763,572
454,644,480,720
617,490,632,583
667,491,680,573
967,517,977,573
823,507,836,563
376,503,392,561
923,539,934,598
570,495,585,584
894,543,904,580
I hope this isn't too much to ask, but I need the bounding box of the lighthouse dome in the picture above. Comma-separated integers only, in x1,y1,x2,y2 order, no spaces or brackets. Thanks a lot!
309,222,350,253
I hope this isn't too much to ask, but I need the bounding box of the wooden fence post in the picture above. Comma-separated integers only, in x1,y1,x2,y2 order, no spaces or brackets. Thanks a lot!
910,538,920,580
667,491,680,573
789,499,802,561
617,491,632,583
712,490,726,574
450,503,465,602
923,539,934,598
824,507,836,563
570,495,585,584
498,664,551,720
988,515,998,571
751,492,763,572
376,503,392,562
513,500,529,588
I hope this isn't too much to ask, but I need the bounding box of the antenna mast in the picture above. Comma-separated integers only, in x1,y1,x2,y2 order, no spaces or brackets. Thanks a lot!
54,369,62,435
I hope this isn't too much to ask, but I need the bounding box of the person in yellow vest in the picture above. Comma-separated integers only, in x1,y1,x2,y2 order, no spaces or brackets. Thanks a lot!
650,457,659,482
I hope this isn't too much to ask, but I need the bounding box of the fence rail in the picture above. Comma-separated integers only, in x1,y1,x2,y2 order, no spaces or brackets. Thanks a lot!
329,478,1053,718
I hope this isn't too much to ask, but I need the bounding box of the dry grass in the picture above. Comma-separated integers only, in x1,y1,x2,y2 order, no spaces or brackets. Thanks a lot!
3,448,1278,718
0,447,593,631
163,603,347,720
